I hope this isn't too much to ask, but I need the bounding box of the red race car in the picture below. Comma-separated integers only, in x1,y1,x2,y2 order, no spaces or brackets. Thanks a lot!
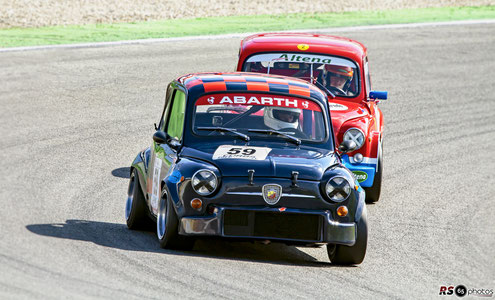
236,33,388,203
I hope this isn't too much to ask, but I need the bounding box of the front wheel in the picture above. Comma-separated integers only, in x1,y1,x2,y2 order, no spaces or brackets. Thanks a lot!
364,143,383,203
157,188,195,250
327,210,368,265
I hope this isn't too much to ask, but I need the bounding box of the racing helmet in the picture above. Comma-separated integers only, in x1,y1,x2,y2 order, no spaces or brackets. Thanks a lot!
264,107,302,130
325,65,354,78
324,65,354,92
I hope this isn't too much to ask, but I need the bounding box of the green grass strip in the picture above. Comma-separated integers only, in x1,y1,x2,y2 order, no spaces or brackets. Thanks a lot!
1,5,494,48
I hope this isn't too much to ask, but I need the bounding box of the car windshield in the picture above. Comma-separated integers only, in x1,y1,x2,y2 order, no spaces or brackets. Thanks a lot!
193,93,326,142
243,53,359,97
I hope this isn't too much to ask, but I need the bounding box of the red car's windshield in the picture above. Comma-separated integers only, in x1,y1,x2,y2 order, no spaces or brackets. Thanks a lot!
243,53,360,98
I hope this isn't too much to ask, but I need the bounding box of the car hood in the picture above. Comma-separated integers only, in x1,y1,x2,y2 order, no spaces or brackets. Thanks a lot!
328,99,370,133
181,144,338,181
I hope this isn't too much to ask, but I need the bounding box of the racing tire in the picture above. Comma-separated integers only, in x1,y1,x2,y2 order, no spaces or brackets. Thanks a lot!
327,210,368,265
125,168,151,230
157,188,195,250
364,144,383,203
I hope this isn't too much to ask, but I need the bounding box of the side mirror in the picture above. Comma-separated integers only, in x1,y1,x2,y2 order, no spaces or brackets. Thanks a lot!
338,140,357,154
369,91,388,100
153,131,182,151
153,131,168,144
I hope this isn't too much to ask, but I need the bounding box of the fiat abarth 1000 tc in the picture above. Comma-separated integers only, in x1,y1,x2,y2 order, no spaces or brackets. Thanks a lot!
125,72,368,264
236,33,388,203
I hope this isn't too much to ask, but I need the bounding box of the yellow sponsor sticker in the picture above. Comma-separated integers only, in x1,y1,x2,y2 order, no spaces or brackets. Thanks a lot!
297,44,309,51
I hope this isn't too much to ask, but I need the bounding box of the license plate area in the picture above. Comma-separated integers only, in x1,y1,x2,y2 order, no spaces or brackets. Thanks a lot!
223,210,321,241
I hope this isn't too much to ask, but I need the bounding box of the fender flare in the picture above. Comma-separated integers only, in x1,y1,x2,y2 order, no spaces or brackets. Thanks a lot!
161,157,220,218
131,151,148,202
367,131,381,162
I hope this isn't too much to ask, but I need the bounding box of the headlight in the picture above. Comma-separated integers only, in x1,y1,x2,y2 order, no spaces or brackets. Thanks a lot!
191,169,218,196
325,176,351,202
343,128,365,150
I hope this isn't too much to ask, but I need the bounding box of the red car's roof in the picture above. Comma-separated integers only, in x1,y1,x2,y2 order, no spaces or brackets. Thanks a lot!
239,32,367,63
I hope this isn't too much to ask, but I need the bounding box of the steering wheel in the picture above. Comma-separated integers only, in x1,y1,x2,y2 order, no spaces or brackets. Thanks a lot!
328,86,346,96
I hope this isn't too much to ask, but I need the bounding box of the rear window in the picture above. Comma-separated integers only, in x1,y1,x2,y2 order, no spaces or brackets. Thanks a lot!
193,93,326,142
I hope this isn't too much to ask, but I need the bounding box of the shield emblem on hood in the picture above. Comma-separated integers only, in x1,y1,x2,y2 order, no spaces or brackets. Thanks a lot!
262,184,282,205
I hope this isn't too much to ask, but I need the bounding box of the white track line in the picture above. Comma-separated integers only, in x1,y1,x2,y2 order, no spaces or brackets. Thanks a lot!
1,19,494,53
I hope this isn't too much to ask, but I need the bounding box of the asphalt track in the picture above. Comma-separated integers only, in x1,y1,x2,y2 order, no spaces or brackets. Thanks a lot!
1,23,494,299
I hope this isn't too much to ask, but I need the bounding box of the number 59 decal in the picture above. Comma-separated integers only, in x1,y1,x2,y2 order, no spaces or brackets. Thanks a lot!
213,145,272,160
226,147,257,155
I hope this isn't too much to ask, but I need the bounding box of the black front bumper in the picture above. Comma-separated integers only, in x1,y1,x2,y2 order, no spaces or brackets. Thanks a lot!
178,206,356,245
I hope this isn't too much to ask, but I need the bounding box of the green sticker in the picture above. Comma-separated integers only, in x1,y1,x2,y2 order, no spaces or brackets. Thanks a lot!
352,171,368,183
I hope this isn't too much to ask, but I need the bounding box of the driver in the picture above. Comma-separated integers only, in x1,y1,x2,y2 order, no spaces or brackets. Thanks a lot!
324,65,354,96
263,107,302,130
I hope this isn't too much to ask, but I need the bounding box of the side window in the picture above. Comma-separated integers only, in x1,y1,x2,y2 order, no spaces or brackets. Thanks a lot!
159,85,174,131
166,90,186,141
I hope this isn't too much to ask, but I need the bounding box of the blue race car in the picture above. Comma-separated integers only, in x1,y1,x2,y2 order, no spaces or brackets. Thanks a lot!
126,72,368,264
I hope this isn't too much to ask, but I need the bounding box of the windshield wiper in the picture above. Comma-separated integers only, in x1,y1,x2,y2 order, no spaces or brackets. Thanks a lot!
197,127,250,142
248,129,301,145
313,80,336,99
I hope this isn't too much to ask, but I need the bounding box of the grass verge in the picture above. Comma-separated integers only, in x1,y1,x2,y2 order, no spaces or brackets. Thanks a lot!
1,5,494,48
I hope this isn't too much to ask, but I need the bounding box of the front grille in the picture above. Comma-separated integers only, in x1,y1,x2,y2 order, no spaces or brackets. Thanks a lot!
223,210,321,241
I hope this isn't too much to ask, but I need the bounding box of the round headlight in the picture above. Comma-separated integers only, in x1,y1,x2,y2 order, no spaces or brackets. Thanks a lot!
191,169,218,196
343,128,365,150
325,176,351,202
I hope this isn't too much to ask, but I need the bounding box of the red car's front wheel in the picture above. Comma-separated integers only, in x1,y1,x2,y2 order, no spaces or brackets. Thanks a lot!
364,143,383,203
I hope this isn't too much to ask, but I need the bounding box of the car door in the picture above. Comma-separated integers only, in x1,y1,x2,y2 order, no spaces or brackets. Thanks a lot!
147,86,187,215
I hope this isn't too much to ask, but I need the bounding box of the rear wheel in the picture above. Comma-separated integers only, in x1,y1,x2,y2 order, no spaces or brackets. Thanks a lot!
125,169,150,229
327,210,368,265
364,143,383,203
157,188,195,250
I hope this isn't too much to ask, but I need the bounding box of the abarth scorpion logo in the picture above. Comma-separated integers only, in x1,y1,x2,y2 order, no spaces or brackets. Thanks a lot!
262,184,282,205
